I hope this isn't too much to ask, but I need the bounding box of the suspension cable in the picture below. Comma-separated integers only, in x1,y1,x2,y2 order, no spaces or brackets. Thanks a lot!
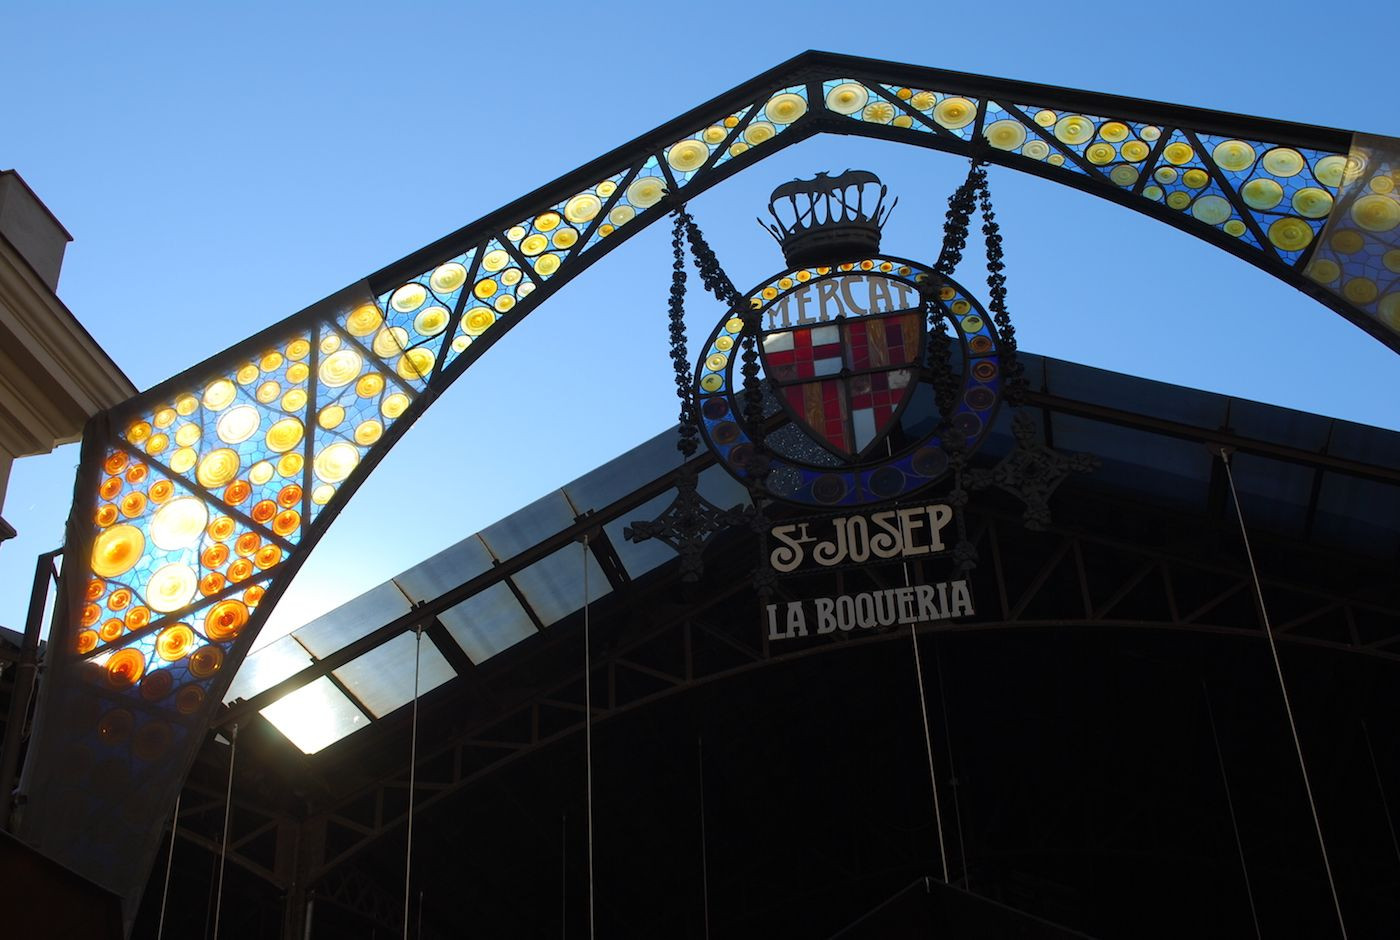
932,640,969,888
583,535,596,940
1219,448,1348,938
1202,678,1262,940
1361,719,1400,869
156,791,180,940
904,562,949,882
403,624,423,940
212,723,237,940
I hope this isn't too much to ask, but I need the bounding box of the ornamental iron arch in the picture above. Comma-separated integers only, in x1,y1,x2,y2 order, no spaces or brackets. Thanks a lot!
16,50,1400,909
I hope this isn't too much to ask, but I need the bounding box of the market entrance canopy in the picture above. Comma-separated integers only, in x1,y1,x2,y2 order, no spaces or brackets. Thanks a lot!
17,50,1400,914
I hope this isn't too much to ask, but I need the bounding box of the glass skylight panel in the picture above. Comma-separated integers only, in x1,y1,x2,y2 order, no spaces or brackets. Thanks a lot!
292,580,414,659
478,490,576,558
223,633,313,704
261,676,368,754
563,430,679,511
393,534,494,603
331,631,455,718
511,547,610,626
440,580,537,664
604,490,678,579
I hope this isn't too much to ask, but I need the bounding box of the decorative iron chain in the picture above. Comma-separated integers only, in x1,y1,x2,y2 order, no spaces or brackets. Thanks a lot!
668,211,700,458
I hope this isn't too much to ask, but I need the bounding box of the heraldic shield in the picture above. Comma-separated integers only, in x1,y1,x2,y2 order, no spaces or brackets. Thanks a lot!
760,293,926,460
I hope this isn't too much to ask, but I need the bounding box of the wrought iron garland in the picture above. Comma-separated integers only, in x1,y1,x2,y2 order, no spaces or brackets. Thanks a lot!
668,212,699,459
976,169,1027,405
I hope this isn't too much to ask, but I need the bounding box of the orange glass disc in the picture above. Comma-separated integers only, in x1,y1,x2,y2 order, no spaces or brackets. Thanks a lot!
103,452,129,475
250,499,277,524
208,516,236,541
188,645,224,679
149,479,174,503
227,559,253,582
125,606,151,630
99,619,124,643
272,509,300,537
107,587,132,611
140,668,174,702
156,624,196,662
85,579,106,601
199,572,226,596
175,684,205,715
205,600,248,641
254,544,282,569
125,463,149,485
119,492,147,518
76,630,99,654
99,477,123,500
201,544,229,569
224,480,251,505
243,585,265,607
277,484,301,508
81,604,101,627
95,505,119,528
105,647,146,689
234,532,260,557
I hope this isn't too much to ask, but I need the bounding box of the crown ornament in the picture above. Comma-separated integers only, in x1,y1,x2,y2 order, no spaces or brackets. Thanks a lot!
760,169,897,268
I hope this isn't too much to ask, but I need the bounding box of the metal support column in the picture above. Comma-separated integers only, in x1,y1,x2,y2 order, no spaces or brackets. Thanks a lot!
0,548,60,832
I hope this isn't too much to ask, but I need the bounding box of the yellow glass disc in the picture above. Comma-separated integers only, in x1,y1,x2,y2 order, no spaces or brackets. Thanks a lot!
1191,195,1232,225
715,336,733,351
282,388,307,411
934,97,976,130
1373,176,1395,194
729,142,749,157
1121,140,1149,162
744,122,776,145
1331,229,1364,253
265,418,305,453
255,380,280,404
984,120,1026,151
1379,292,1400,329
175,393,199,416
627,176,666,208
473,278,498,300
1099,122,1129,142
705,353,728,372
197,449,240,489
1085,143,1115,165
249,461,275,486
174,424,201,447
553,227,578,249
356,373,385,398
482,249,510,272
702,125,725,145
1268,217,1314,252
318,404,345,429
1110,165,1139,187
146,564,197,614
1351,194,1400,232
170,447,197,474
700,374,723,392
1155,167,1178,184
314,442,360,484
1142,185,1163,201
1241,178,1284,211
1182,169,1208,189
1140,126,1161,141
146,433,169,456
451,335,470,353
1314,155,1347,187
414,306,450,336
535,253,561,277
216,405,261,444
430,262,468,294
1023,140,1049,160
203,378,237,411
501,267,522,286
320,334,341,354
1292,187,1334,219
260,351,283,373
565,192,603,222
1223,219,1247,237
521,233,548,256
766,92,807,124
153,407,176,429
494,294,516,313
1166,191,1191,209
277,453,303,477
1162,142,1194,165
535,211,561,232
863,101,894,124
397,347,435,380
318,349,363,388
1211,140,1256,172
236,363,259,385
1262,148,1305,178
382,392,410,419
1306,259,1341,284
893,115,913,128
1053,115,1094,145
373,326,410,358
286,338,311,360
345,302,383,338
725,317,745,334
390,283,427,313
910,91,937,111
1343,277,1378,304
609,205,635,227
1033,109,1056,126
92,525,145,578
507,225,526,241
666,140,709,174
1384,249,1400,273
354,420,383,446
1049,154,1065,166
311,484,335,505
826,82,868,115
463,308,495,335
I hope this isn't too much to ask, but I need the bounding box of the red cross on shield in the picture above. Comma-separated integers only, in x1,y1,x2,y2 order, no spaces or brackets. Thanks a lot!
760,307,925,459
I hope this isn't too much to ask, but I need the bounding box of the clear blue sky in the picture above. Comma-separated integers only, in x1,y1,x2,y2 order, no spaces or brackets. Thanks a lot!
3,1,1397,640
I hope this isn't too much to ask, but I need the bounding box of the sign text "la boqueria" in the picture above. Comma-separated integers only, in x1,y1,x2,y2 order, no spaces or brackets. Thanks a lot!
769,502,953,574
767,579,974,641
